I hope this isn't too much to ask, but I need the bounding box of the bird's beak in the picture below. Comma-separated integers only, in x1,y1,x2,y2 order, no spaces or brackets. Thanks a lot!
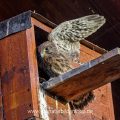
41,49,46,58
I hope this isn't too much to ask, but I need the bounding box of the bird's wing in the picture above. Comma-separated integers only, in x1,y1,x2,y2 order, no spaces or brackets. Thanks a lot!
48,14,106,43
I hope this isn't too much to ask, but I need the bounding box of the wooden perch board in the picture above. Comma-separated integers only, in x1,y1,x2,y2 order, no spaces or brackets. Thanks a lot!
41,47,120,101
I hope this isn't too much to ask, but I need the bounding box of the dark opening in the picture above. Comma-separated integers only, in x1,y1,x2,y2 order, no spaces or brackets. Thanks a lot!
34,26,50,82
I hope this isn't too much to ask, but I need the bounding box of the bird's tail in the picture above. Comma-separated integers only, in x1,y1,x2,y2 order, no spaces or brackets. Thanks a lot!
69,91,94,110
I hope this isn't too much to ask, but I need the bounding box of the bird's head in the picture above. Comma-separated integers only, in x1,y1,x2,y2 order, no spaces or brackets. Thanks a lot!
38,41,57,58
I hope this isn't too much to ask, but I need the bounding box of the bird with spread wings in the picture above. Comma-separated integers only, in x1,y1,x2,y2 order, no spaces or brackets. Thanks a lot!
38,14,106,110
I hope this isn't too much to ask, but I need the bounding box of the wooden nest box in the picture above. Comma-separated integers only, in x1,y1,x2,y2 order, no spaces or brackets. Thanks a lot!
0,11,118,120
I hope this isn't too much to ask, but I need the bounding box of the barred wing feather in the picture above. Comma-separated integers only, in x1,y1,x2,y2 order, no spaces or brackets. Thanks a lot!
48,14,106,42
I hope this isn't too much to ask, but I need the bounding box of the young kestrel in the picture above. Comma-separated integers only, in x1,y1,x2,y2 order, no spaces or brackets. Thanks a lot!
38,14,106,110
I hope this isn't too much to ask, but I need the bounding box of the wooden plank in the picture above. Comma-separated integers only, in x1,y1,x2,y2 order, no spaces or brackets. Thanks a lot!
31,12,56,28
0,28,40,119
42,47,120,100
0,78,3,120
31,17,52,33
107,83,115,120
81,39,107,54
0,11,32,40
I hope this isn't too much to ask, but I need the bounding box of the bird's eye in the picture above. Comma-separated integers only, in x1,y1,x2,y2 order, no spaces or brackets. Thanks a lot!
45,48,49,51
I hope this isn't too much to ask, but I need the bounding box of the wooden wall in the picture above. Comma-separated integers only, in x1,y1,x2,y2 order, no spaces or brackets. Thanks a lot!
0,29,40,120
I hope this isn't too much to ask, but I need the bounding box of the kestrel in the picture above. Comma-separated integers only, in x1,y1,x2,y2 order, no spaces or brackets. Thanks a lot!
38,14,106,110
38,41,72,77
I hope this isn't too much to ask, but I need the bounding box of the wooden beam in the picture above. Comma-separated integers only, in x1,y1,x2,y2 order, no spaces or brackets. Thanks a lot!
80,39,107,54
42,47,120,101
0,29,40,119
31,17,52,32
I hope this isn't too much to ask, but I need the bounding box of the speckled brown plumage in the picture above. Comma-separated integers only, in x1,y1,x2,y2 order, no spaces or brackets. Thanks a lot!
38,41,72,77
37,14,106,110
48,14,106,63
69,91,94,110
